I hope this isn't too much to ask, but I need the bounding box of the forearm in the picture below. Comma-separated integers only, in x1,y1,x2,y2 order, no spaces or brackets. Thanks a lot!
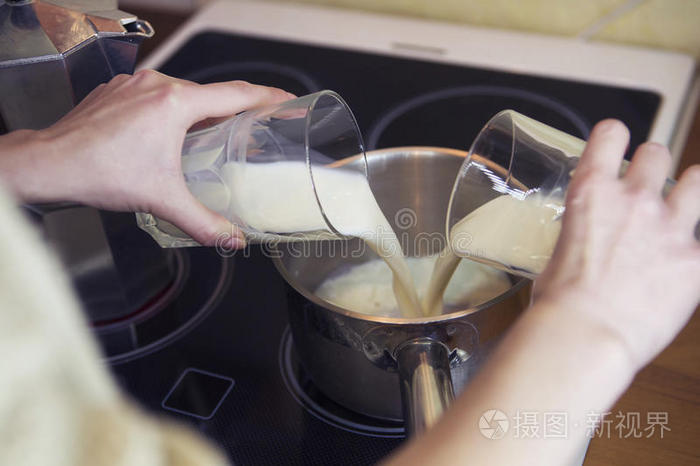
385,298,636,466
0,129,73,204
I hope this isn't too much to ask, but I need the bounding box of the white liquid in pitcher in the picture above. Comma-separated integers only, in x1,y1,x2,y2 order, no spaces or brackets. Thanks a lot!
190,161,423,317
450,194,563,277
316,254,511,318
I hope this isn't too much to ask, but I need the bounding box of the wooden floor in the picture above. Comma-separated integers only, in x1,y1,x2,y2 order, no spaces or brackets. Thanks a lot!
131,7,699,464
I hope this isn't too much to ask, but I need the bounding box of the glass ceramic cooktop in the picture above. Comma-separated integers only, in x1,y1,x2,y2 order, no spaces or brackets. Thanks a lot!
105,31,660,465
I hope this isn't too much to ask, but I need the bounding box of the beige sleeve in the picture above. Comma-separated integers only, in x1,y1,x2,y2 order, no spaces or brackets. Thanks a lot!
0,183,228,466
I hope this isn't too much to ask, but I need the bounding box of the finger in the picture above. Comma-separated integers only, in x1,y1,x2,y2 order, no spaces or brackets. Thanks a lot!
183,80,295,125
666,164,700,234
89,73,136,98
623,142,671,194
126,69,197,95
107,73,133,87
76,82,107,107
576,119,630,179
78,76,127,106
159,189,247,249
80,74,139,106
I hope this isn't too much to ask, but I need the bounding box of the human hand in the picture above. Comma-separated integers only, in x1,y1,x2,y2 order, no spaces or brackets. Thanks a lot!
532,120,700,369
2,70,294,247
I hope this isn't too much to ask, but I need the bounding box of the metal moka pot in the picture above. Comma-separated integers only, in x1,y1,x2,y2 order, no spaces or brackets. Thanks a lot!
0,1,175,324
0,0,154,130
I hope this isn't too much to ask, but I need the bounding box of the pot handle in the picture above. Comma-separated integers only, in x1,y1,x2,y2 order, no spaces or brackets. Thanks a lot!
396,338,455,436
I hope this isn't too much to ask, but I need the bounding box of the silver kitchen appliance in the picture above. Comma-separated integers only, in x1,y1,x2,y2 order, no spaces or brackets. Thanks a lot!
0,0,173,324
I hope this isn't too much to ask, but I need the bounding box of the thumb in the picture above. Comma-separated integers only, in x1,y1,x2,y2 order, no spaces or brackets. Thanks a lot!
156,188,246,249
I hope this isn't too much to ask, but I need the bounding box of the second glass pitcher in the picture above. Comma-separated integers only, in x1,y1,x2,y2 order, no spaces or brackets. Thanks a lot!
446,110,685,279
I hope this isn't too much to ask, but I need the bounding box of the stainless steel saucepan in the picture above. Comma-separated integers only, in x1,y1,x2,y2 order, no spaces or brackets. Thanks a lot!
272,147,530,436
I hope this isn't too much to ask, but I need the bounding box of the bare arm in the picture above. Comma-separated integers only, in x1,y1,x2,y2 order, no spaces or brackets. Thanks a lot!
385,120,700,465
0,70,294,248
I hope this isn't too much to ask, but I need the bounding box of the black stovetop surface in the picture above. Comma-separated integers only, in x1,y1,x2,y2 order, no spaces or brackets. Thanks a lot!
109,247,401,465
104,31,660,465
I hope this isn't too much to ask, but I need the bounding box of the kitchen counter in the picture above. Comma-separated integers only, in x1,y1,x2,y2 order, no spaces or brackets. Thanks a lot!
131,7,699,465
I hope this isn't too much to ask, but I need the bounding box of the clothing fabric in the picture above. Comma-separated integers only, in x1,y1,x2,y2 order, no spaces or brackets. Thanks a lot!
0,184,227,466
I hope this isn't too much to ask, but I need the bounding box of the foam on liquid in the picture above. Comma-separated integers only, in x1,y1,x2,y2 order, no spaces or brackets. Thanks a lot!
316,254,511,318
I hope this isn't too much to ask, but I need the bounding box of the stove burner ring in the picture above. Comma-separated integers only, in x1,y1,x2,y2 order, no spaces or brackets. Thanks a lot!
366,85,591,150
182,61,321,94
91,250,187,330
279,327,405,438
97,251,233,365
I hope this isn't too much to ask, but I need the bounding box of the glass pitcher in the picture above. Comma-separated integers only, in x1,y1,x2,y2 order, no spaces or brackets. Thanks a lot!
137,90,367,247
446,110,686,279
